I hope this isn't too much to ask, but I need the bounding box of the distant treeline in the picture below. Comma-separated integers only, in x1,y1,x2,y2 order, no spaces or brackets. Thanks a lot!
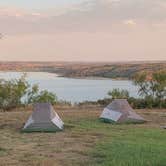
59,63,166,79
0,61,165,79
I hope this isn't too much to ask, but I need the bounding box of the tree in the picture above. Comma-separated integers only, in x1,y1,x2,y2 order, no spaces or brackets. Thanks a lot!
28,90,57,105
0,74,57,110
152,72,166,100
108,88,129,99
133,71,166,108
0,74,29,110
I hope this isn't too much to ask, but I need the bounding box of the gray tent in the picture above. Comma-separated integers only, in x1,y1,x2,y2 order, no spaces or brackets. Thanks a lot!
100,99,145,123
22,103,64,132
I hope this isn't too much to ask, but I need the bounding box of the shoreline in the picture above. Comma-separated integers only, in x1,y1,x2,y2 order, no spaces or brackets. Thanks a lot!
58,76,129,80
0,70,129,80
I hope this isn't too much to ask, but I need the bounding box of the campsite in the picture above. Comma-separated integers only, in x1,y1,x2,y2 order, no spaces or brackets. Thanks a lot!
0,67,165,166
0,105,166,166
0,0,166,165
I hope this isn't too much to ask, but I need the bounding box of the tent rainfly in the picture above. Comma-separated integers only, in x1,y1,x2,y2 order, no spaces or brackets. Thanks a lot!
100,99,146,123
22,103,64,132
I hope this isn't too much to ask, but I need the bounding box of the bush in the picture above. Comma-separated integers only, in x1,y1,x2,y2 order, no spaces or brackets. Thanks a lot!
96,98,112,106
28,90,57,105
57,100,72,106
0,74,29,110
0,74,57,110
85,97,166,109
108,89,129,99
133,71,166,108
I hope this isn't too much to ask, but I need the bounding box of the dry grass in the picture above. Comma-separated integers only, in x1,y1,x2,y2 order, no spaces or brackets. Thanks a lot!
0,106,166,166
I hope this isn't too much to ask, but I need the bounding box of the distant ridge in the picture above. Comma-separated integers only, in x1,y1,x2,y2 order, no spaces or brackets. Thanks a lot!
0,60,165,64
0,61,165,79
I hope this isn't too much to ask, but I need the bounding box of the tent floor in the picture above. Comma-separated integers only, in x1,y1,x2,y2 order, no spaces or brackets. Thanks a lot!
100,118,116,124
21,128,63,133
100,118,146,124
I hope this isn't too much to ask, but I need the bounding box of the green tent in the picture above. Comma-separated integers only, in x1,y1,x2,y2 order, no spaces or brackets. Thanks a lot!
100,99,146,123
22,103,64,132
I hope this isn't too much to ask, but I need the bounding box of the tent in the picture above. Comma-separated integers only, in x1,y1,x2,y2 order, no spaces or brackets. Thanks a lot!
100,99,145,123
22,103,64,132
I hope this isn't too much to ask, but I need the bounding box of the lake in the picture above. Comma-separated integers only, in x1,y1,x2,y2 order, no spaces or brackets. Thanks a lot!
0,72,139,103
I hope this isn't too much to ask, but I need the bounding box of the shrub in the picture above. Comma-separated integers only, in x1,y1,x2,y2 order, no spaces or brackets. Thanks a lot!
0,74,29,110
108,89,129,99
0,74,57,110
133,71,166,108
28,90,57,105
57,100,72,106
96,98,112,106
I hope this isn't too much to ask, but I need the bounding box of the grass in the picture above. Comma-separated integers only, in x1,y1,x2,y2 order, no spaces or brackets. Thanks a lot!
0,107,166,166
89,127,166,166
70,118,166,166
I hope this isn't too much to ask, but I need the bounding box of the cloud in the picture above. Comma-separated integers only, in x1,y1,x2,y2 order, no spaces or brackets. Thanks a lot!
123,19,136,26
0,7,25,17
31,12,41,16
0,0,166,35
0,0,166,61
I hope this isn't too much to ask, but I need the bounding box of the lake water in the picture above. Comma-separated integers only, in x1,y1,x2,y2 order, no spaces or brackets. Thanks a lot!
0,72,139,103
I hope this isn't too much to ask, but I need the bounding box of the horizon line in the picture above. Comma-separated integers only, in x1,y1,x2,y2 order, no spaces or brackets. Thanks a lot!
0,60,165,64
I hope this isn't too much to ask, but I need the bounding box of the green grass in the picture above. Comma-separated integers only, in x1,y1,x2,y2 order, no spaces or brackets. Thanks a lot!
72,119,166,166
0,147,8,157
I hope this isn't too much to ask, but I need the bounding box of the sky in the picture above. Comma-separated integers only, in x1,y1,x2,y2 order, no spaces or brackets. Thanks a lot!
0,0,166,62
0,0,84,9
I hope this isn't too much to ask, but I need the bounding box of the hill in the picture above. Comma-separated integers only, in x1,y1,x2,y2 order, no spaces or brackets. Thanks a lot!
0,61,165,79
